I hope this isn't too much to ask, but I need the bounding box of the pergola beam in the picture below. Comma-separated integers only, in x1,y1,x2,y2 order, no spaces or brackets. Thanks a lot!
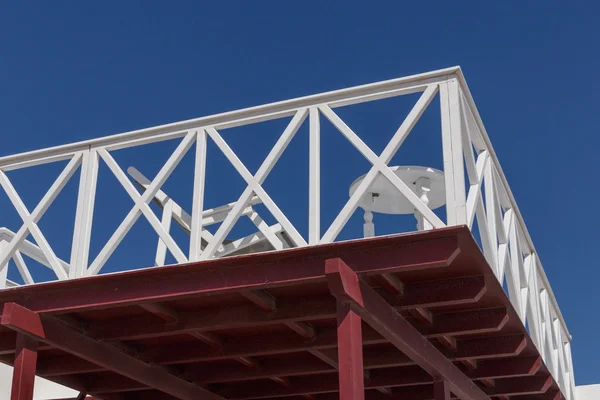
1,302,224,400
0,232,460,314
10,333,38,400
325,257,489,400
86,290,499,342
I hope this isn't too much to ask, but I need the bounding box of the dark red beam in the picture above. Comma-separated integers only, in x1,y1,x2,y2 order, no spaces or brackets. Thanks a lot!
86,286,494,342
87,295,336,341
510,389,563,400
11,333,38,400
386,275,486,310
35,329,526,378
453,334,527,360
336,301,364,400
0,232,460,314
0,303,224,400
467,356,542,379
483,375,553,396
173,351,541,385
217,366,435,399
86,355,546,396
217,370,551,400
325,257,488,400
139,322,525,366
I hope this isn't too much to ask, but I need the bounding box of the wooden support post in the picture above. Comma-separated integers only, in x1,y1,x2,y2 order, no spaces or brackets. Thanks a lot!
434,379,451,400
11,333,38,400
336,300,364,400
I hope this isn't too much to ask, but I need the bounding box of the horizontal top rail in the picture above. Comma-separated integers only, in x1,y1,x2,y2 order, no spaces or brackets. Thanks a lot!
0,66,458,171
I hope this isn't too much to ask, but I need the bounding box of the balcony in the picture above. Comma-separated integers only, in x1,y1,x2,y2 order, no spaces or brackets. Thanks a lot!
0,66,574,399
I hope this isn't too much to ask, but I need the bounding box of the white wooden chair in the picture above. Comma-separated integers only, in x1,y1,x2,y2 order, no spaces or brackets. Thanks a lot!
127,167,292,266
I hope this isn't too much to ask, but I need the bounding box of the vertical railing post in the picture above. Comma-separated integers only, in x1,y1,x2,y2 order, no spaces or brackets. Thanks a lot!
189,130,206,261
0,241,7,289
439,77,467,226
155,199,174,266
309,107,320,245
69,148,99,279
10,333,38,400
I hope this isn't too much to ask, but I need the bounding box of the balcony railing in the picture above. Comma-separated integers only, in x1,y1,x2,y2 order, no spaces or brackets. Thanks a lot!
0,66,574,399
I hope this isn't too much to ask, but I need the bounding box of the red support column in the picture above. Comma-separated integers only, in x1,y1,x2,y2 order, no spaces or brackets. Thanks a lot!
11,333,38,400
434,379,450,400
336,300,364,400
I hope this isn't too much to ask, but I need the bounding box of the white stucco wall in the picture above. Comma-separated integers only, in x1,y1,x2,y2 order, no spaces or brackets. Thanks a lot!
576,384,600,400
0,363,78,399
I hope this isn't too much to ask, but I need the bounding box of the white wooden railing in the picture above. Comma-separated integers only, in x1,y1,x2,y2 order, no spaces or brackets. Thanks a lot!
0,66,574,399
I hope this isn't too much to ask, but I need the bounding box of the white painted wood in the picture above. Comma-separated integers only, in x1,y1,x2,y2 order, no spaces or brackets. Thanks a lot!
0,154,82,279
308,107,320,245
189,130,207,261
457,70,571,343
320,85,441,243
0,68,460,172
0,228,70,274
506,218,524,321
0,242,7,289
70,149,99,278
439,80,466,225
12,250,34,285
248,209,284,250
201,110,308,259
206,126,307,249
320,104,444,229
217,224,284,257
465,151,489,229
128,166,260,230
88,136,194,275
155,199,174,267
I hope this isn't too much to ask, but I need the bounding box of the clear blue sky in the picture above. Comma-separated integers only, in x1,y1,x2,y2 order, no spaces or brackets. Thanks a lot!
1,1,598,386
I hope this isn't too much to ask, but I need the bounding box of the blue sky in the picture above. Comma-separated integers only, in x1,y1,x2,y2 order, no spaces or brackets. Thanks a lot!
1,1,599,385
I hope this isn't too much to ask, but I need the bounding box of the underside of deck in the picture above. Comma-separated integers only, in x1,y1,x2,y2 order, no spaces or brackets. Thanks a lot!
0,226,563,400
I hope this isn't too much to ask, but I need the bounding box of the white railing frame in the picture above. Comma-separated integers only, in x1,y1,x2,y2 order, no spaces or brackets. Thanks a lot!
0,66,574,399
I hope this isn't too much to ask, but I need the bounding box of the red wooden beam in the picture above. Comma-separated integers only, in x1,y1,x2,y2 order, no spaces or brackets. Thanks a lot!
86,286,493,343
337,301,364,400
0,232,460,314
483,375,553,396
141,325,525,366
87,295,335,341
390,275,486,309
510,389,562,400
434,379,450,400
413,307,508,337
454,334,527,360
78,360,553,398
216,366,434,399
468,356,542,379
104,344,536,388
0,302,224,400
11,333,38,400
325,257,488,400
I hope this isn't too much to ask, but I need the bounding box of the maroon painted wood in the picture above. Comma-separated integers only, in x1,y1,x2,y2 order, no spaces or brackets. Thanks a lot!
325,257,489,400
434,379,451,400
1,303,224,400
0,227,563,400
336,300,364,400
10,333,38,400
